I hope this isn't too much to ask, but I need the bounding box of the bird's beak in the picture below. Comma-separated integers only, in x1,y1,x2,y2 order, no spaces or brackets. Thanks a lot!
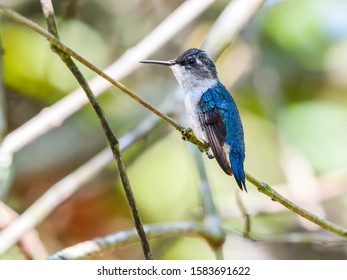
140,59,176,66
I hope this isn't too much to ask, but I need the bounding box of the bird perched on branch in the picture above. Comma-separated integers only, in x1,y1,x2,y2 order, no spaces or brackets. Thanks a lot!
141,48,246,191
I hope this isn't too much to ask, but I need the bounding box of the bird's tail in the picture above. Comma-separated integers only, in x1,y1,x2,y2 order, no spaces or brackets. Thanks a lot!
230,154,246,191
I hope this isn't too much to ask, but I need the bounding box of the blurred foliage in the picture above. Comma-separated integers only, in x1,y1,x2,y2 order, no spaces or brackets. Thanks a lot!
128,133,199,223
1,0,347,260
2,19,110,102
279,101,347,173
261,0,347,70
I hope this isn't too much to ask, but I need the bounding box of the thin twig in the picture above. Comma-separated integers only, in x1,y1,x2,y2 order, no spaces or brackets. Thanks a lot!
235,191,253,239
40,0,153,259
246,172,347,237
223,226,347,245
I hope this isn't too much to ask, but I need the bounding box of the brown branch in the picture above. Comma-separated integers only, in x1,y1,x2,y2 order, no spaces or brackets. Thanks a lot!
39,0,153,260
48,221,215,260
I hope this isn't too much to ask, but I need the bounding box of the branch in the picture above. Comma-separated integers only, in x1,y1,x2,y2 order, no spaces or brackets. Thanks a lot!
48,221,216,260
39,0,153,260
49,219,347,260
245,172,347,237
0,201,48,259
223,225,347,245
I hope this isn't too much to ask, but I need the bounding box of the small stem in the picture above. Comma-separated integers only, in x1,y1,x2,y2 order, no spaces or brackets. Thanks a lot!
235,191,252,239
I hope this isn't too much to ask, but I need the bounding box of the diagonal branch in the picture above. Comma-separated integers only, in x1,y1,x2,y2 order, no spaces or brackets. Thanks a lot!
0,201,48,259
39,0,153,260
246,173,347,237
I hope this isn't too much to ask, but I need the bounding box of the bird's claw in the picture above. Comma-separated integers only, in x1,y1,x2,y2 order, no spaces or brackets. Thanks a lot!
181,127,193,141
198,144,214,159
207,153,214,159
181,128,212,159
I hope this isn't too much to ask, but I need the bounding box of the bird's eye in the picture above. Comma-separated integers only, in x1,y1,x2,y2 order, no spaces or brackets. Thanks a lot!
187,57,196,65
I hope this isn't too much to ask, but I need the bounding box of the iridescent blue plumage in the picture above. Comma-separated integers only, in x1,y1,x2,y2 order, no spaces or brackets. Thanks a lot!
199,83,246,191
141,48,246,191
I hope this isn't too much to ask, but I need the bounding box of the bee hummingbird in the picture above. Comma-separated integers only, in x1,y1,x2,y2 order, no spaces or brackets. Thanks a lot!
141,48,246,191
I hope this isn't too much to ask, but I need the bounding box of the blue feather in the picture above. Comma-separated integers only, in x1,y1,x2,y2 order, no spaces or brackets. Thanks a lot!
230,152,246,191
199,83,246,190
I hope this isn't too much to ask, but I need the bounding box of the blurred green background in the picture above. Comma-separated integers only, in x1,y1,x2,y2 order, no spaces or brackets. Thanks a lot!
1,0,347,259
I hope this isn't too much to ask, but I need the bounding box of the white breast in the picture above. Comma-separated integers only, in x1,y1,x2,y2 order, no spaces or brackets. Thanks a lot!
184,91,207,142
170,64,218,142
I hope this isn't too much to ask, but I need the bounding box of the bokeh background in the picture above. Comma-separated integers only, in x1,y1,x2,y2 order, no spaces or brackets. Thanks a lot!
1,0,347,259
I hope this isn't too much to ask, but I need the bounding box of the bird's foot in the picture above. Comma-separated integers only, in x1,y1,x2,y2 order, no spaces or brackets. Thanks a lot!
181,127,193,141
199,145,214,159
206,150,214,159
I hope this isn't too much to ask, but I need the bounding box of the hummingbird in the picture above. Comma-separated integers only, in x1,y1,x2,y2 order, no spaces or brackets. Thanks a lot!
141,48,246,191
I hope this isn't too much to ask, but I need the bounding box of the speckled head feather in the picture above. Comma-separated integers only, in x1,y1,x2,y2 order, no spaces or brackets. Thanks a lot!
173,48,217,79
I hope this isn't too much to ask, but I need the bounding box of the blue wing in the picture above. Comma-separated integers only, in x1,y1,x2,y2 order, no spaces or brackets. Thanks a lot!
199,83,246,191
